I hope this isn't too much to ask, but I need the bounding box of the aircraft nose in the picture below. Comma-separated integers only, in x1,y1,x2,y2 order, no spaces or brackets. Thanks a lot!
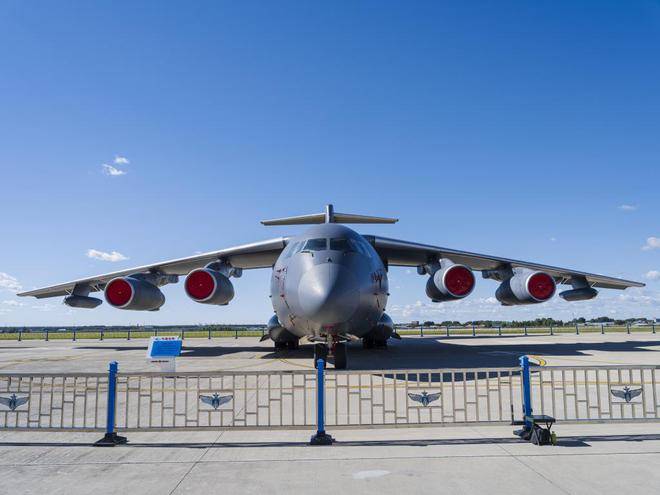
298,263,360,324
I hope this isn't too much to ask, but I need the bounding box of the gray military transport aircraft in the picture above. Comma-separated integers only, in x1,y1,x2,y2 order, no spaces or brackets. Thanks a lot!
19,204,644,369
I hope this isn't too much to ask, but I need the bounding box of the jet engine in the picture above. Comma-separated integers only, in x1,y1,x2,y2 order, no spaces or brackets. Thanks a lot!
495,269,556,306
104,277,165,311
184,268,235,305
424,261,475,302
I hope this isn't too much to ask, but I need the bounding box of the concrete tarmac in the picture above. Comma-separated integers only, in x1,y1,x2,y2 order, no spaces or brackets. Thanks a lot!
0,333,659,494
0,332,658,373
0,423,659,494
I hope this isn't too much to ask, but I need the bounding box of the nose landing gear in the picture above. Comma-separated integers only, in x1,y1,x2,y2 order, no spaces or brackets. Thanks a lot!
313,338,348,369
333,342,347,369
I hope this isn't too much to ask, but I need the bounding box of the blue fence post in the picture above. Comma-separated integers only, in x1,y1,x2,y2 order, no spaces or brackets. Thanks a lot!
472,323,476,337
420,324,424,337
519,355,533,431
310,359,333,445
45,328,49,341
95,361,127,446
653,323,656,334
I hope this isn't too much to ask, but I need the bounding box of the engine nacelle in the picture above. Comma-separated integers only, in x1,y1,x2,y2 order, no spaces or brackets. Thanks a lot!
184,268,235,306
104,277,165,311
425,262,475,302
367,313,395,341
495,269,556,306
64,295,102,309
266,315,299,343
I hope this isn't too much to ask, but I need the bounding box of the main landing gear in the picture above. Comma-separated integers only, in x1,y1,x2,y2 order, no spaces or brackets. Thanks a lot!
362,336,387,349
314,340,348,369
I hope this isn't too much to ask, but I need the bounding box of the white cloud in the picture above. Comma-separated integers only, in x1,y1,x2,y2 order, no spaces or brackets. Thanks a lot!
642,237,660,251
618,204,638,212
645,270,660,281
2,300,24,306
0,273,21,292
101,164,126,176
114,155,130,165
550,237,557,242
31,304,55,312
86,249,129,262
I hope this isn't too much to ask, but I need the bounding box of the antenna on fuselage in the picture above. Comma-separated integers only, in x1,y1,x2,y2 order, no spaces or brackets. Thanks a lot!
260,204,398,226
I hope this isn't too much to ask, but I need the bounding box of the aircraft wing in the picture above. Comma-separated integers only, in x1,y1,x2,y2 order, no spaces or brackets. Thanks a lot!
18,237,288,299
366,235,644,290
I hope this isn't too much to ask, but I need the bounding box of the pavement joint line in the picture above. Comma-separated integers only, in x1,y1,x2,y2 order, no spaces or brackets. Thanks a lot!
167,375,267,494
2,450,660,468
493,439,573,495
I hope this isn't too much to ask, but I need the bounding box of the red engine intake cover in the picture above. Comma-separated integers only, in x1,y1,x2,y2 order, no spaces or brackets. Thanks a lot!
105,278,133,307
185,269,217,301
527,272,556,301
443,265,475,297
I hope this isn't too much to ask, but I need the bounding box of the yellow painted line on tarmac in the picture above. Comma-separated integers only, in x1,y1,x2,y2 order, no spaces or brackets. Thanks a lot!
276,357,316,369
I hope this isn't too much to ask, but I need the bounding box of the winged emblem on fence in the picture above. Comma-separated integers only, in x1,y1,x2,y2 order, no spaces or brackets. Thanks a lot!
0,394,29,411
199,393,233,410
407,391,441,407
610,386,642,403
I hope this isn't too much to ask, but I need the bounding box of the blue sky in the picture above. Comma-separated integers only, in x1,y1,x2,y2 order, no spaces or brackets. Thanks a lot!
1,1,658,325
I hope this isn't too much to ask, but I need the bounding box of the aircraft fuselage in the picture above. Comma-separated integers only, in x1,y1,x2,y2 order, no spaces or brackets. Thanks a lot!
270,224,388,340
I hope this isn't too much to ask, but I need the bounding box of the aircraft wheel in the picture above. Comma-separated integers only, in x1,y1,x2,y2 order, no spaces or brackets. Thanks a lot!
314,344,328,366
287,340,300,350
274,341,287,351
362,337,375,349
334,343,348,369
375,338,388,349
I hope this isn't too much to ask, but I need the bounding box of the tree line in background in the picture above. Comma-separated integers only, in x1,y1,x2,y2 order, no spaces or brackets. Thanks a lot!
1,316,658,334
411,316,659,328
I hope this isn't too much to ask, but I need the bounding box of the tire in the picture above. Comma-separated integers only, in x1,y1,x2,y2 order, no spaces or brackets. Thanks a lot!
314,344,328,366
362,337,375,349
286,340,299,350
334,343,347,369
375,338,388,348
274,341,287,351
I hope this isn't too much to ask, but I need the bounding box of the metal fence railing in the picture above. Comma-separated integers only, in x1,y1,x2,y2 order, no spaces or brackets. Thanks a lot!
1,361,658,442
529,365,659,422
114,370,317,430
0,373,108,430
324,368,520,427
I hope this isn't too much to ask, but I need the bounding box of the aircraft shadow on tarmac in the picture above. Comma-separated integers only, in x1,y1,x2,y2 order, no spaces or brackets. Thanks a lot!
77,336,660,376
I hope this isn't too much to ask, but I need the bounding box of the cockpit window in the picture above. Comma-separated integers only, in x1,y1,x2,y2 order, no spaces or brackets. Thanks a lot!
283,241,301,259
302,238,327,251
349,238,372,258
329,238,352,251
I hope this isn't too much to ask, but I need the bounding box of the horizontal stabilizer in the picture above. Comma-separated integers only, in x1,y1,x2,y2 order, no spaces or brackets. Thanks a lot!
261,204,398,226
